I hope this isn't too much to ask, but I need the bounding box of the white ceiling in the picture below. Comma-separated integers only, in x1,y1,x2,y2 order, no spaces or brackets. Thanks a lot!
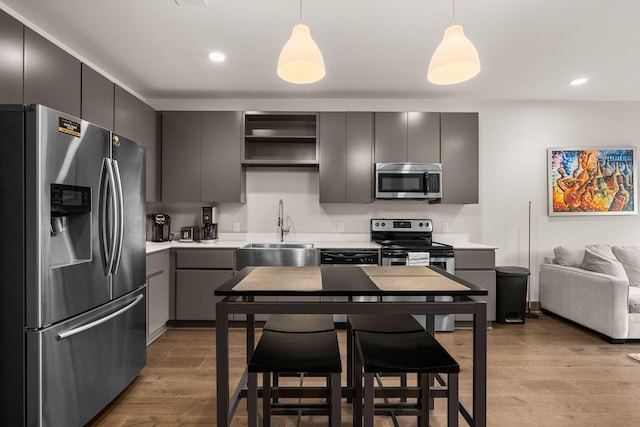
2,0,639,102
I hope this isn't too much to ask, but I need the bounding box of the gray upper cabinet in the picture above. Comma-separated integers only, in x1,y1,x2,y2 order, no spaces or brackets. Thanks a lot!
346,113,374,203
407,112,440,163
0,10,23,104
201,111,245,203
440,112,479,204
319,112,373,203
319,112,346,202
115,86,160,202
374,112,440,163
162,111,202,202
24,28,81,117
81,64,114,130
162,111,244,203
374,112,407,163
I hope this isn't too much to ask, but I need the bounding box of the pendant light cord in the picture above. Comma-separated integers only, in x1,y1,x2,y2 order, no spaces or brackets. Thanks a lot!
452,0,456,25
299,0,303,23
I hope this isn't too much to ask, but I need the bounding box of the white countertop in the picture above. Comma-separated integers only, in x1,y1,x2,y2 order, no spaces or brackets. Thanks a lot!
146,233,495,254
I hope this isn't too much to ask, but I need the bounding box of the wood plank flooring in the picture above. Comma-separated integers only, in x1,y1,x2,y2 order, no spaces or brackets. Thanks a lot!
88,314,640,426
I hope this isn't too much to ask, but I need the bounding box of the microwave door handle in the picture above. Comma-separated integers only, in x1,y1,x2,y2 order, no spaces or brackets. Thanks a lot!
423,172,429,194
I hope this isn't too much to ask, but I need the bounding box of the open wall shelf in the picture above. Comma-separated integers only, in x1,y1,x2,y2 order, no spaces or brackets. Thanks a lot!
243,113,318,166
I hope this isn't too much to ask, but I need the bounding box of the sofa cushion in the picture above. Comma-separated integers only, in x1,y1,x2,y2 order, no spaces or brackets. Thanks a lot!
554,246,586,267
580,248,628,278
629,286,640,313
554,244,614,267
612,246,640,287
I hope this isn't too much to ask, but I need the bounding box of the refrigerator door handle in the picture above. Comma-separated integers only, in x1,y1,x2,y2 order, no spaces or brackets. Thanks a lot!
105,159,119,276
56,294,144,340
100,158,118,275
111,160,125,275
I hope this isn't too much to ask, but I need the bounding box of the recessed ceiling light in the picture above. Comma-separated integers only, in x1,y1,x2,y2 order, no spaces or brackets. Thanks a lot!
208,52,226,62
569,77,588,86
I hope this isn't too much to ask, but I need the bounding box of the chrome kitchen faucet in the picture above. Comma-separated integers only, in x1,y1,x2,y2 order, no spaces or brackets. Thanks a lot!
278,199,290,242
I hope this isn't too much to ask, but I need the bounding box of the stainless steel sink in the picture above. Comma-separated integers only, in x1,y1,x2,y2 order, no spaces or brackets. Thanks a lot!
243,243,314,249
236,243,317,271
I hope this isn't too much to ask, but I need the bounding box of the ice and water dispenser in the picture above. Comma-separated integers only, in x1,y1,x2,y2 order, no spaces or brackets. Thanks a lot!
49,183,92,267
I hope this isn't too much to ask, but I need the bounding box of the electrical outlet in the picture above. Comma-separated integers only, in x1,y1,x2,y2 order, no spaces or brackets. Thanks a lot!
337,222,345,233
232,222,240,232
442,222,449,232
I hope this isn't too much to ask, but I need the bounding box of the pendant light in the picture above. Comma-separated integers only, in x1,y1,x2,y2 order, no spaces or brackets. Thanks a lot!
277,0,325,84
428,0,480,85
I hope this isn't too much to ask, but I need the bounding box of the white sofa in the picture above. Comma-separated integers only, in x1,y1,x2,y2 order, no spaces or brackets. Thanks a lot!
539,244,640,343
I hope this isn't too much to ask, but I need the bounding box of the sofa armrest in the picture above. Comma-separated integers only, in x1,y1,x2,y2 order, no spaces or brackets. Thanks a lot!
539,263,630,339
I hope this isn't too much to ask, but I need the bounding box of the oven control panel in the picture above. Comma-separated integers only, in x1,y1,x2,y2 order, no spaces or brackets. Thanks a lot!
370,219,433,232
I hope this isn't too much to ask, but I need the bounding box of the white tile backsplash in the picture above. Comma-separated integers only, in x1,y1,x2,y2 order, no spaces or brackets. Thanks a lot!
148,167,471,241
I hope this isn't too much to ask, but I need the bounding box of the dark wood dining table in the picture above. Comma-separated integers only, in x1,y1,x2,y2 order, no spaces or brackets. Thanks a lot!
214,265,488,427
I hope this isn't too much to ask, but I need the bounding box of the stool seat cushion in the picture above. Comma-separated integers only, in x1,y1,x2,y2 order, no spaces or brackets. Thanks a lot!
348,314,424,333
264,314,335,333
355,330,459,374
249,330,342,374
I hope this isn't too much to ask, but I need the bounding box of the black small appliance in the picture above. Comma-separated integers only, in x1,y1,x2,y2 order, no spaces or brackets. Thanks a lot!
146,213,171,242
201,206,218,242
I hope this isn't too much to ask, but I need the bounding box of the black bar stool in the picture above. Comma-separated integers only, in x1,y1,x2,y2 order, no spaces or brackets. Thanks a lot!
263,314,335,402
263,313,335,333
247,330,342,426
347,314,424,401
353,330,460,427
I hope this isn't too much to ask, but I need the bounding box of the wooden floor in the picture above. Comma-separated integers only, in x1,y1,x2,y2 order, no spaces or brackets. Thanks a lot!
89,314,640,426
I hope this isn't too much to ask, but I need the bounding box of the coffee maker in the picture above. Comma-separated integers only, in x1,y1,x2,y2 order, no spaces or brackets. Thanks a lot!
201,206,218,243
146,213,171,242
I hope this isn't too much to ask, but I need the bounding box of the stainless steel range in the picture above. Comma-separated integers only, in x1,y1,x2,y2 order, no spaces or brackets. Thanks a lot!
371,218,455,331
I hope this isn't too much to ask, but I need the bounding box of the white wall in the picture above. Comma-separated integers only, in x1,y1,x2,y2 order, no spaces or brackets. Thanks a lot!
149,98,640,300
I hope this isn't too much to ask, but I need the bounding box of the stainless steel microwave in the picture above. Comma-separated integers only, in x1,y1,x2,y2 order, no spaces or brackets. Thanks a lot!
375,163,442,200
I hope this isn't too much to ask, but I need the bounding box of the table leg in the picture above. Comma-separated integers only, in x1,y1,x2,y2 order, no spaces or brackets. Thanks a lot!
216,300,230,427
246,296,255,361
473,301,487,427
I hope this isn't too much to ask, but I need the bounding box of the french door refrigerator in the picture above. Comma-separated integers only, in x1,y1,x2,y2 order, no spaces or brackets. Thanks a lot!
0,104,147,426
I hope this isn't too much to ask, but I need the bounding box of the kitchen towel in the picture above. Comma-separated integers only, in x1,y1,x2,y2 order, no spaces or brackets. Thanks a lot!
406,252,430,266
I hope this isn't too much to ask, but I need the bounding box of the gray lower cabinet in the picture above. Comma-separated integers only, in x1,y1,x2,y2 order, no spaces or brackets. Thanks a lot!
81,64,114,130
440,113,479,204
454,248,496,323
174,249,235,321
24,27,81,117
175,270,233,321
374,112,440,164
162,111,244,203
0,10,23,104
146,250,170,343
319,112,373,203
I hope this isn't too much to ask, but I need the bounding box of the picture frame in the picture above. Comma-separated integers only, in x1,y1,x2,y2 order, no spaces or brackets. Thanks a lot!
548,147,637,216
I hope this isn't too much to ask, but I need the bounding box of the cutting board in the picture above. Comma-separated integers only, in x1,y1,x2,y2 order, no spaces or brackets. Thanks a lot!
233,266,322,291
370,275,469,292
361,266,440,277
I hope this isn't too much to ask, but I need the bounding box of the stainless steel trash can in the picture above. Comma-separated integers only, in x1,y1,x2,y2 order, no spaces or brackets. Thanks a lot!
495,266,530,324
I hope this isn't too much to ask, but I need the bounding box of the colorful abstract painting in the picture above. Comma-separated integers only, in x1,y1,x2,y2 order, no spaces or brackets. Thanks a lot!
548,147,637,216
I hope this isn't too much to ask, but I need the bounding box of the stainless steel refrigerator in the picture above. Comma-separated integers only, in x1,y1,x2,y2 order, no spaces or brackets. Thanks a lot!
0,104,147,426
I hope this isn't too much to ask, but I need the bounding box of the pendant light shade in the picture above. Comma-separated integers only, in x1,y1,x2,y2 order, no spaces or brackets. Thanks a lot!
277,24,325,84
428,24,480,85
